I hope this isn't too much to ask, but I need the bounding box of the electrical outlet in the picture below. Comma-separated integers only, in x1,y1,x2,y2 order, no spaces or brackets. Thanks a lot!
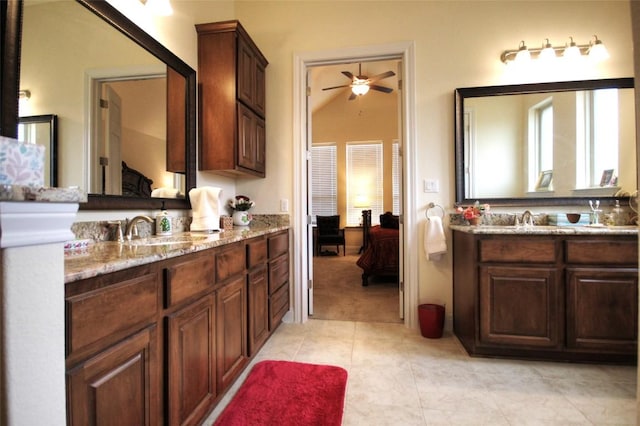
423,179,439,193
280,199,289,212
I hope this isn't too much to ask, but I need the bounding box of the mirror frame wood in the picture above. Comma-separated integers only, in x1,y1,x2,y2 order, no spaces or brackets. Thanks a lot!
18,114,57,187
455,77,635,207
1,0,196,210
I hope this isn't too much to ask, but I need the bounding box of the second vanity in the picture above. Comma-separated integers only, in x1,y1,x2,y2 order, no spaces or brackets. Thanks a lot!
64,225,289,425
451,225,638,364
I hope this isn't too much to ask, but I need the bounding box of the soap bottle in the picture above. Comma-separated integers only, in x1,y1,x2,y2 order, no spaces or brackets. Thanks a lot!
610,200,625,226
156,202,173,236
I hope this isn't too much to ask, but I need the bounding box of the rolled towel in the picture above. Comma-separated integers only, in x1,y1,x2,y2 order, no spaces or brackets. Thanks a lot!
424,216,447,261
189,186,222,231
151,187,180,198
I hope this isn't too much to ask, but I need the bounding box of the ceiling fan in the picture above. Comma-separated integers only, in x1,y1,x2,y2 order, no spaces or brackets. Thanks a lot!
322,63,396,100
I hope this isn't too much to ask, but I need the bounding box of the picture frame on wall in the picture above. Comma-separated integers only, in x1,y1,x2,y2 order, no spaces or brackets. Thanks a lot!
535,170,553,191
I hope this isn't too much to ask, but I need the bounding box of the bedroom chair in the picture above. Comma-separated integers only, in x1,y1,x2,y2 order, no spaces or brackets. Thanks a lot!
316,215,346,256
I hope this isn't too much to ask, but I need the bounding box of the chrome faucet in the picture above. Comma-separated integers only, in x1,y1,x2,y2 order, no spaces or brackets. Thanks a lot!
125,215,154,240
521,210,535,227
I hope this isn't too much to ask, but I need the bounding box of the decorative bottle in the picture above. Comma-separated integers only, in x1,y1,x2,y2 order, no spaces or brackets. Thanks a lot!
156,202,173,236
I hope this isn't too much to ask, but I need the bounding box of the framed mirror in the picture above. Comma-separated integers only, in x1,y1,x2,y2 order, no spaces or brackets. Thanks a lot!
18,114,57,187
3,0,196,210
455,78,635,206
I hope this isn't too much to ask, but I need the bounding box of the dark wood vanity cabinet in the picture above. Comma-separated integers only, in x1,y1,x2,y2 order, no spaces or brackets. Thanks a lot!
247,238,270,355
268,230,291,329
65,230,290,426
196,20,268,177
65,265,162,426
453,231,637,363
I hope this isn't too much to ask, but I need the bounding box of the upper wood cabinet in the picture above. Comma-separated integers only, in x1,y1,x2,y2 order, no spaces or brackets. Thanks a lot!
196,20,268,177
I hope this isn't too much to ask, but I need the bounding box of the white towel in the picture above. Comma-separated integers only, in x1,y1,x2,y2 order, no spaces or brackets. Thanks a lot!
151,187,180,198
189,186,222,231
424,216,447,261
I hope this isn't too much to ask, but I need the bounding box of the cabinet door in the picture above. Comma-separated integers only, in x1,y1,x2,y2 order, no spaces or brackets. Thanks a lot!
237,37,255,109
479,266,561,348
67,326,159,426
236,103,264,175
248,265,269,355
566,268,638,353
216,276,248,392
167,294,216,426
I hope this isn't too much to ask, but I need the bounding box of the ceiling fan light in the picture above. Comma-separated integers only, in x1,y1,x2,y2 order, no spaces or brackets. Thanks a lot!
352,83,369,96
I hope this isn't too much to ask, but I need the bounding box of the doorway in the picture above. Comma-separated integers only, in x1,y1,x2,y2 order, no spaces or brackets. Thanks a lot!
308,59,403,323
292,41,419,329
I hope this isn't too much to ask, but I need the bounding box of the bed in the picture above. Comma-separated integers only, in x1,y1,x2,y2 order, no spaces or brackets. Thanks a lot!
356,211,400,286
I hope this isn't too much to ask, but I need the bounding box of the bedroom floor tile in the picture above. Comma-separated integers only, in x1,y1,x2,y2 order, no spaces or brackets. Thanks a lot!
203,320,637,426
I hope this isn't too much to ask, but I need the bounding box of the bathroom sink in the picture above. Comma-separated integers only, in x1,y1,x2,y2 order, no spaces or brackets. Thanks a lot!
123,234,211,246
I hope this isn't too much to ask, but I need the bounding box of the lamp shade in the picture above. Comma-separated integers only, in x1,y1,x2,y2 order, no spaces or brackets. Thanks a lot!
352,83,370,96
353,194,370,208
589,39,609,62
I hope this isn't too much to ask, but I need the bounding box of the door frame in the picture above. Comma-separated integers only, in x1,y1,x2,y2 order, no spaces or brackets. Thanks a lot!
292,41,419,329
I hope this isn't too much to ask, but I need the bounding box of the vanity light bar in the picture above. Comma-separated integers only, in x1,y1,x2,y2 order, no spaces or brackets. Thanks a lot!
501,35,609,64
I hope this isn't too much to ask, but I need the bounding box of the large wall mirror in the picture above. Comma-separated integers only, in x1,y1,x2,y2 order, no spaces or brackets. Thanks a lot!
455,78,635,206
4,0,195,210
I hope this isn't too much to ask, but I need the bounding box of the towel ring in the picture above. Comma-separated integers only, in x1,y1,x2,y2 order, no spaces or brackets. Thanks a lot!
426,202,445,219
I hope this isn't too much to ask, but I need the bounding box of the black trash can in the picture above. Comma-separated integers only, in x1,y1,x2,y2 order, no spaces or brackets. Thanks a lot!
418,304,445,339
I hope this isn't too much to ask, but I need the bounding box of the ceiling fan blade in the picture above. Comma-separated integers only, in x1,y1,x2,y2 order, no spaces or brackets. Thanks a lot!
369,85,394,94
367,70,396,83
348,92,357,101
341,71,354,80
322,84,351,91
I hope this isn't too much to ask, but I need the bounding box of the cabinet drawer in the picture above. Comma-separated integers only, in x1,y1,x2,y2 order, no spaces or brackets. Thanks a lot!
479,239,556,263
247,238,267,268
565,240,638,265
268,254,289,294
216,242,246,282
67,272,159,357
165,254,215,307
269,282,289,330
268,231,288,259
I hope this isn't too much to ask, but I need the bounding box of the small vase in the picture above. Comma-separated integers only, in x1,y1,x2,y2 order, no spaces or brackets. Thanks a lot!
468,217,481,226
232,210,252,226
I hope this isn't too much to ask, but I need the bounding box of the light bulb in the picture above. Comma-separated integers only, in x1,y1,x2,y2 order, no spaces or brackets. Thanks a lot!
351,82,370,96
563,37,581,60
514,41,531,64
539,39,556,62
589,36,609,62
146,0,173,16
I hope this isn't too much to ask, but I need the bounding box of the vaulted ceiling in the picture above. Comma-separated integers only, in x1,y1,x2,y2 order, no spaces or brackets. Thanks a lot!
308,59,400,113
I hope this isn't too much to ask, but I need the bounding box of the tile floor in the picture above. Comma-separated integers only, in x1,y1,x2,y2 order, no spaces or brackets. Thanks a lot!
203,320,637,425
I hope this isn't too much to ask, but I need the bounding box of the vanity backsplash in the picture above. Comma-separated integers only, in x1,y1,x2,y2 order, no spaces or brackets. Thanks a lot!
70,214,290,242
450,209,636,227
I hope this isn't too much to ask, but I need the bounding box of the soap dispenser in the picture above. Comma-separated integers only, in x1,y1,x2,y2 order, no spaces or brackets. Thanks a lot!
610,200,626,226
156,202,173,236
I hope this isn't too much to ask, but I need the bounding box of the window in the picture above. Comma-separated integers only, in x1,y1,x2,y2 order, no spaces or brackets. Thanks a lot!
575,89,620,188
346,142,383,226
311,144,337,218
392,141,400,215
589,89,619,186
528,99,553,191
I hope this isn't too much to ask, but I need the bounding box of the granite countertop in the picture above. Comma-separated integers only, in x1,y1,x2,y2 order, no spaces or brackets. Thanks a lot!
450,224,638,236
64,224,288,283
